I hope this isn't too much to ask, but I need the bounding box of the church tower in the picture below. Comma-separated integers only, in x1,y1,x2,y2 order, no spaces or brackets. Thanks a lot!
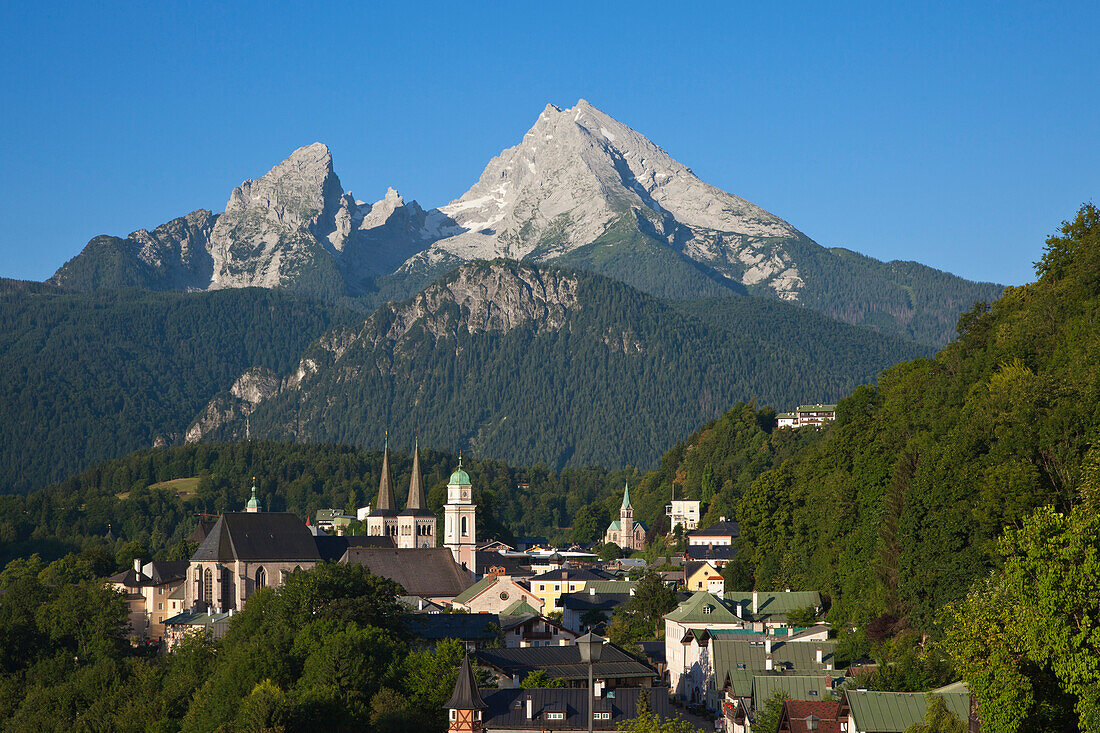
245,478,260,513
444,654,486,733
620,483,635,550
444,457,477,572
366,438,399,539
397,439,437,548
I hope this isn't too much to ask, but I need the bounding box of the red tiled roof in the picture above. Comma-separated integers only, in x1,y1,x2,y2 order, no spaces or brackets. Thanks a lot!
781,700,843,733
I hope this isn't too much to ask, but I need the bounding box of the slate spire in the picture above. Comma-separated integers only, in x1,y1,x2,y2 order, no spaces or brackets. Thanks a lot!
406,436,426,511
375,433,396,514
444,654,487,710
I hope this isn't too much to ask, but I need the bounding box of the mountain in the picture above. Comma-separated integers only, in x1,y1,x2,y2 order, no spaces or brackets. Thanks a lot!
0,287,356,493
186,260,930,470
47,102,1001,346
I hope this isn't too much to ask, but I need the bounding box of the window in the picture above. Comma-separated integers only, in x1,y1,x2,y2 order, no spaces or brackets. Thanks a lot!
546,712,564,721
202,568,213,603
449,710,456,721
461,516,469,537
158,602,163,610
703,605,712,614
539,584,545,592
596,712,611,720
255,566,266,589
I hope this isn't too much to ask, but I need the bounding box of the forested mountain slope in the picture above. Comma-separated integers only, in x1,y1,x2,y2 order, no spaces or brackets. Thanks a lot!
0,289,356,493
731,204,1100,628
194,260,929,471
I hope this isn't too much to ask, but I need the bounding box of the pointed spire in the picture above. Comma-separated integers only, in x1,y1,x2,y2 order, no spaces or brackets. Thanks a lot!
444,654,487,711
621,482,632,510
406,436,426,511
376,436,396,513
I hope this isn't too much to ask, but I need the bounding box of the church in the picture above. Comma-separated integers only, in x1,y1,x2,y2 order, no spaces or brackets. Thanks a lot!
364,441,479,572
603,484,646,551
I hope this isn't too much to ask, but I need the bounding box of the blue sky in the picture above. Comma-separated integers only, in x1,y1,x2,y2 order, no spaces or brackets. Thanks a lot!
1,1,1097,286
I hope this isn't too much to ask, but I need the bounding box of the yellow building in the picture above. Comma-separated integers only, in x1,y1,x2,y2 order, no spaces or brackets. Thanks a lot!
529,566,608,613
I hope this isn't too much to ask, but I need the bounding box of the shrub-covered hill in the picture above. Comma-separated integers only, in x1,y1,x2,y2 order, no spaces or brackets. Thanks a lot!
732,204,1100,629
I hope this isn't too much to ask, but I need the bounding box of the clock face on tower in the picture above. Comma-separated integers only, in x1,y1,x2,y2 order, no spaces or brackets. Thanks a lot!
461,490,468,499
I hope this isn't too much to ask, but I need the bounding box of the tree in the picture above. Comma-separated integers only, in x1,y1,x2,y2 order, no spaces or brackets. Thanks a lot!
785,605,818,628
520,669,566,688
573,505,604,545
617,710,703,733
903,694,966,733
752,689,788,733
599,543,623,561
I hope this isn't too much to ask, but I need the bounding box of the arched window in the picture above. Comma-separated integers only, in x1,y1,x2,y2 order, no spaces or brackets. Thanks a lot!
461,516,469,537
255,566,266,589
203,568,213,603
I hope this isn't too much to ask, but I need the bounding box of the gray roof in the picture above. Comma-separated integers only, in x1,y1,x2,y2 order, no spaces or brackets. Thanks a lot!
407,612,519,642
445,655,488,710
685,544,737,561
475,644,659,682
559,592,633,613
529,566,611,583
476,552,535,578
340,547,473,598
399,441,435,517
107,561,188,587
314,534,394,562
373,444,397,515
479,687,682,730
191,513,322,562
688,519,740,538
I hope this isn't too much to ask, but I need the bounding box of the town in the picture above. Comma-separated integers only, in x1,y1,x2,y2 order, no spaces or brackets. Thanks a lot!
108,440,978,732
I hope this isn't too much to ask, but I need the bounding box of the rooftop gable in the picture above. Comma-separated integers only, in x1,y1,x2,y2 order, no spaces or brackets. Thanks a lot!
843,690,969,732
191,513,321,563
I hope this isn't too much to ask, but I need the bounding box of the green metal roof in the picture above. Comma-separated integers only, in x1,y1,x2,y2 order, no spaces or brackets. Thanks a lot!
583,580,637,595
621,483,632,509
710,638,838,683
723,590,822,622
796,404,837,412
844,690,969,732
245,481,260,510
452,577,495,604
664,591,741,624
501,598,541,616
752,675,837,709
449,468,471,486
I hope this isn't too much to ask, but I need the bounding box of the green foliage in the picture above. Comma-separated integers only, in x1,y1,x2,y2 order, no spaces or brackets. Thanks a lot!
519,669,567,688
599,543,623,561
616,710,704,733
784,605,819,628
607,571,679,644
904,694,967,733
752,689,789,733
735,204,1100,632
0,287,354,493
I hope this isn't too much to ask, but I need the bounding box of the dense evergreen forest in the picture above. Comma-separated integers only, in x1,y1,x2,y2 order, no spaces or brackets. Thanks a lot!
240,262,929,472
0,288,358,493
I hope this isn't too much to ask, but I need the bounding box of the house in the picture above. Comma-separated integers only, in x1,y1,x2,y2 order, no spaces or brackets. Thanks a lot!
314,508,355,535
340,547,474,606
407,611,574,650
685,561,725,593
603,484,647,551
107,559,189,641
685,544,737,565
777,699,845,733
663,592,747,703
666,498,702,533
452,575,544,614
499,612,579,648
776,412,799,429
796,404,836,428
475,643,661,689
476,551,536,581
711,637,839,720
473,687,688,732
840,687,970,733
529,565,612,613
724,590,823,632
560,591,632,633
687,519,739,549
162,610,233,649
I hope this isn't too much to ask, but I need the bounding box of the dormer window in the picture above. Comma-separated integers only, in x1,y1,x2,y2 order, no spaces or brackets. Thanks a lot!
703,605,713,614
595,712,611,720
546,712,565,720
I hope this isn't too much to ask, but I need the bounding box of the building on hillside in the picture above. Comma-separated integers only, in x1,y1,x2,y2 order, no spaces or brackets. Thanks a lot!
663,592,747,704
723,590,823,633
452,575,544,614
315,508,355,535
341,546,474,606
444,458,478,571
778,405,838,429
685,544,737,565
685,561,726,593
365,440,439,549
603,484,647,551
107,559,189,641
666,498,701,533
529,565,612,613
710,636,839,717
687,519,739,550
163,611,233,650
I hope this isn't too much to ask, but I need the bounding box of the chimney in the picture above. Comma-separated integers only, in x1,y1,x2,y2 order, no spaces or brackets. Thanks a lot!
765,637,772,654
735,602,742,619
590,586,597,596
825,674,833,689
752,590,759,614
525,696,533,720
816,647,823,664
133,558,142,575
765,656,773,671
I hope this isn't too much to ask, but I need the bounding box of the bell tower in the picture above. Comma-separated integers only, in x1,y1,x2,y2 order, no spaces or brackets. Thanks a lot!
444,457,477,572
